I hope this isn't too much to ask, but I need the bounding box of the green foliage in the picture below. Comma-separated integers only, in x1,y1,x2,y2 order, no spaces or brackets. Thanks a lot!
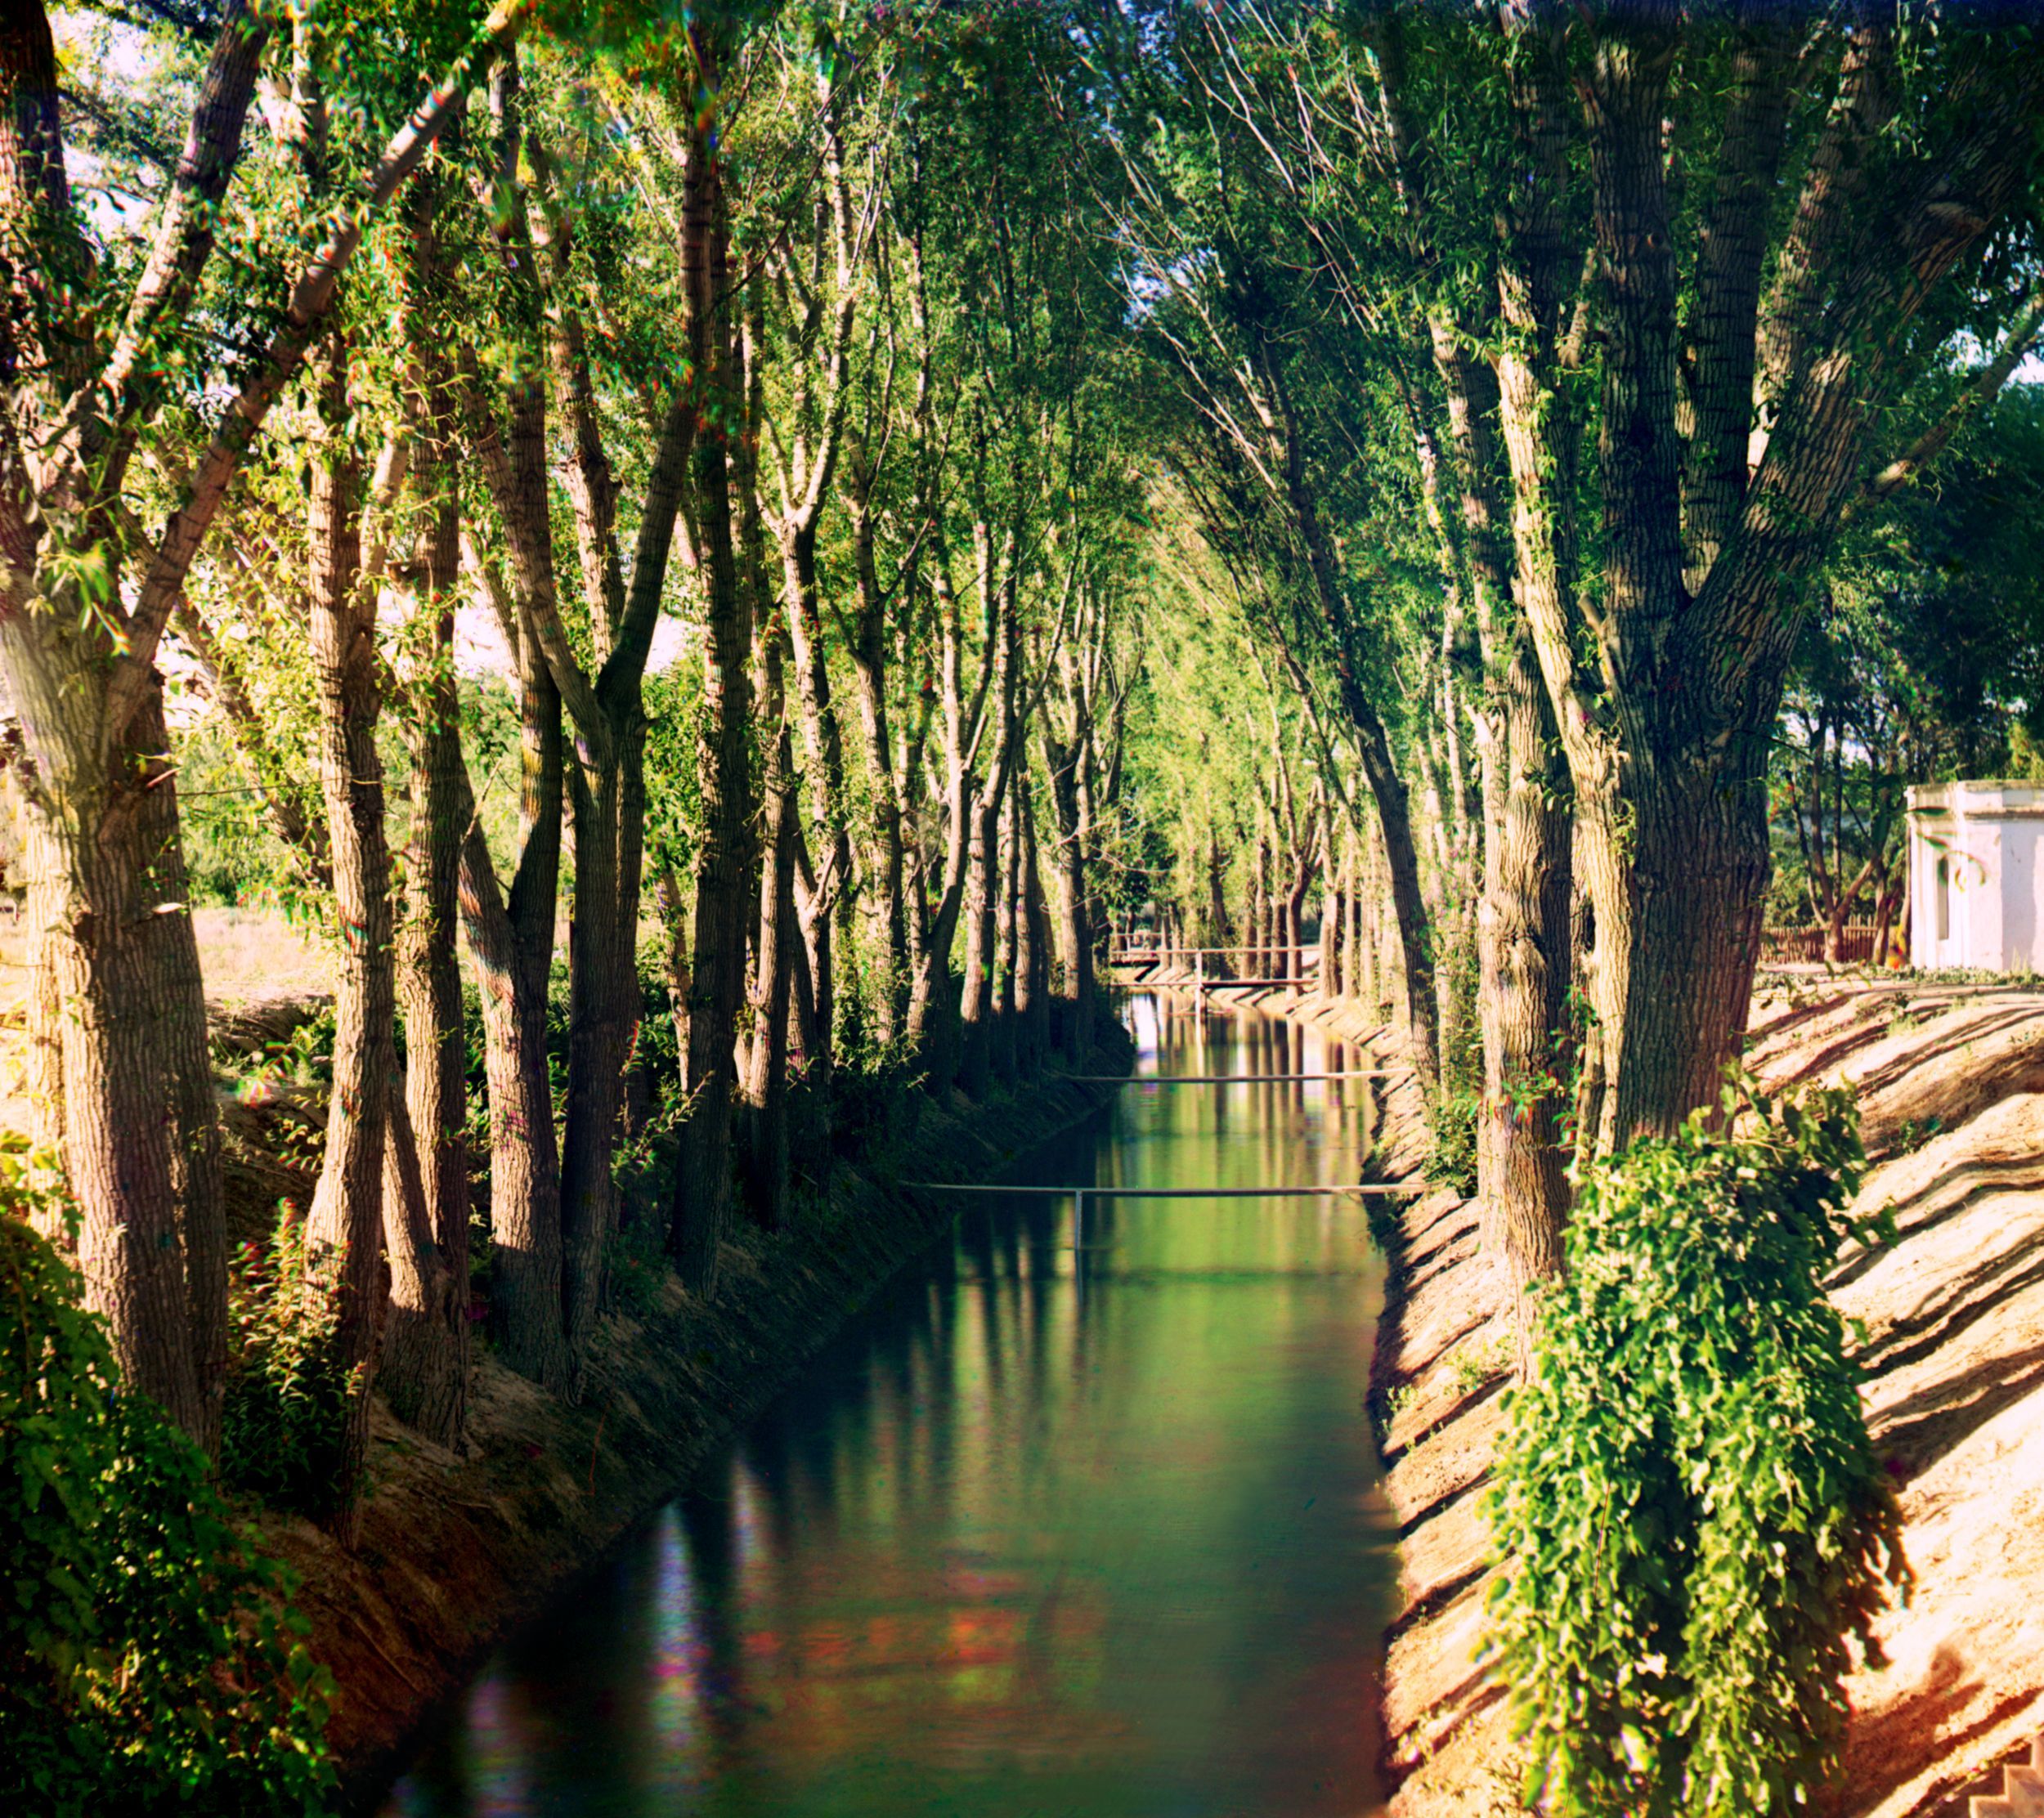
164,712,318,911
829,1014,926,1166
1423,946,1486,1195
218,1005,338,1098
220,1216,356,1521
1447,1332,1511,1398
1890,1115,1943,1157
1,1161,334,1816
1422,1086,1480,1197
1486,1083,1907,1818
603,1202,672,1321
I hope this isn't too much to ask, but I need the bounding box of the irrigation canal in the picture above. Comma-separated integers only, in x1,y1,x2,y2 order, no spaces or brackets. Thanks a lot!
380,993,1400,1817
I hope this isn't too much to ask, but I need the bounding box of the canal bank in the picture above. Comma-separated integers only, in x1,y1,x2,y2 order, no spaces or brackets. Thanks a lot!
254,1034,1134,1811
372,995,1405,1818
1161,971,2044,1818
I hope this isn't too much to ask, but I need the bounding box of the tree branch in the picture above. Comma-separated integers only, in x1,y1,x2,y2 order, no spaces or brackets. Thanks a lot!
108,0,536,746
1854,287,2044,514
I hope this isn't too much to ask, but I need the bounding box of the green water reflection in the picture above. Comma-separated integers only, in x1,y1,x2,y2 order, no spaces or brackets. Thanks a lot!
381,996,1397,1817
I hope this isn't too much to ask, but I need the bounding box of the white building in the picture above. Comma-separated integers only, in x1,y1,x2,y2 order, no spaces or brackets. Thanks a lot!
1907,781,2044,972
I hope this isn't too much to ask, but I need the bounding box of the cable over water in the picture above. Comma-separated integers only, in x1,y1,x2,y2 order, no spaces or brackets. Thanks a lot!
382,994,1399,1818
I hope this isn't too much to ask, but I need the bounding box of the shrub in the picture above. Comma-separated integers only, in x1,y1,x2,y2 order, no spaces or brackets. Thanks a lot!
1,1154,334,1816
831,1019,924,1162
1485,1081,1906,1818
1423,1085,1479,1196
221,1214,356,1520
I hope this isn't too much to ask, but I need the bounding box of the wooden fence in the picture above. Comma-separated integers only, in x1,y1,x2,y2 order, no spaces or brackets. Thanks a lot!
1759,922,1882,965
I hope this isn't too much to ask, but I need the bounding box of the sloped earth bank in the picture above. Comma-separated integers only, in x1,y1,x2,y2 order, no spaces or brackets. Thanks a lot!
211,1015,1136,1811
1134,969,2044,1818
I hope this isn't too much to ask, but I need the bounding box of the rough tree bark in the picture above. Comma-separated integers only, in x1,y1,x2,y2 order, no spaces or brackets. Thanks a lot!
1017,771,1051,1074
905,538,1002,1086
1370,17,1581,1346
670,51,754,1293
379,262,470,1444
301,359,394,1538
742,715,797,1230
1490,5,2043,1146
0,0,528,1445
1038,710,1093,1060
457,149,572,1385
993,786,1020,1082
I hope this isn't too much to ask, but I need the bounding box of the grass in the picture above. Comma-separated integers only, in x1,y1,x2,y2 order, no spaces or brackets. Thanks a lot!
0,904,335,1017
0,907,338,1135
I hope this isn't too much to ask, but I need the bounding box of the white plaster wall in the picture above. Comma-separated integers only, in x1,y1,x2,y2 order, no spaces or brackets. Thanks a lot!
2006,817,2043,971
1972,822,2006,968
1911,818,1960,969
1914,826,1933,968
1910,813,2001,969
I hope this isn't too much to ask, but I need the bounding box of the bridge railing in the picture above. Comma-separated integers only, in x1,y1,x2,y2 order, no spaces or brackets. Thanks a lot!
1105,943,1320,968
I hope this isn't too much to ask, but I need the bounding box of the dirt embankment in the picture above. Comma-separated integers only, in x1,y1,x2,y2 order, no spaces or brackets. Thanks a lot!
226,1023,1133,1810
1141,971,2044,1818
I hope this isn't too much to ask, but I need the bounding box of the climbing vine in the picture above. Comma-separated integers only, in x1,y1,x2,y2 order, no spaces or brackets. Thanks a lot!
1486,1081,1907,1818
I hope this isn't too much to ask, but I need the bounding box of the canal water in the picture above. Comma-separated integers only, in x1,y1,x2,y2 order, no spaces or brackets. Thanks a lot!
380,995,1398,1818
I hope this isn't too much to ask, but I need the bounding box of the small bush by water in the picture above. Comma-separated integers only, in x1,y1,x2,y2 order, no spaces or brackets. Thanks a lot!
221,1213,357,1520
1486,1081,1906,1818
1,1153,334,1816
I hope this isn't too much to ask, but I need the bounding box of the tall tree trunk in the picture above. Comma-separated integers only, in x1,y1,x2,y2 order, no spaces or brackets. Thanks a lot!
781,522,849,1093
1017,772,1050,1076
993,785,1020,1084
28,774,204,1435
131,688,229,1456
1871,862,1903,969
1320,860,1341,1002
957,776,1003,1099
905,551,997,1090
1038,725,1092,1059
458,318,571,1388
460,808,569,1393
742,723,796,1230
1205,831,1233,969
1284,847,1315,992
302,384,391,1537
656,863,693,1092
1343,841,1364,1002
1249,333,1441,1087
1243,837,1259,976
1399,181,1580,1340
453,535,567,1390
670,89,752,1294
1477,633,1575,1365
382,437,469,1447
23,807,66,1226
0,0,521,1451
845,474,908,1038
561,758,630,1368
492,44,696,1380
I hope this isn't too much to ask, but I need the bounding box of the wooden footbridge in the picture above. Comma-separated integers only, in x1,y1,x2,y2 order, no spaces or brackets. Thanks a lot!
1104,943,1322,994
906,1066,1423,1210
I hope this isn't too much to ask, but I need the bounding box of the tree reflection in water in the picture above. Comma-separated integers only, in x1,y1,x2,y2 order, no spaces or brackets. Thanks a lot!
383,996,1398,1818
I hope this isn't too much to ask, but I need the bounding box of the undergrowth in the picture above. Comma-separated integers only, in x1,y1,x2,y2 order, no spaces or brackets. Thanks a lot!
1422,1086,1479,1195
220,1213,357,1520
1,1148,334,1815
